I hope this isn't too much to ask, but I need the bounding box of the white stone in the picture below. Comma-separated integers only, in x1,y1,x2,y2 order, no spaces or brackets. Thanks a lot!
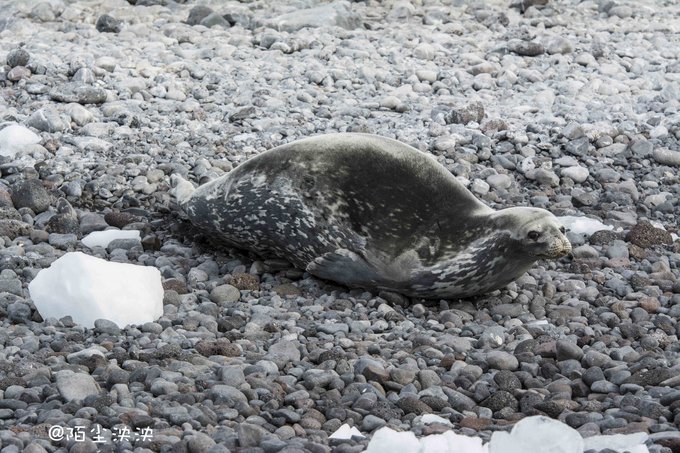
557,216,614,235
652,148,680,166
81,230,141,249
0,123,41,157
486,174,512,190
330,423,365,440
414,43,436,60
28,252,163,328
561,166,589,183
471,179,490,196
489,416,583,453
420,414,452,426
65,103,94,126
56,370,100,402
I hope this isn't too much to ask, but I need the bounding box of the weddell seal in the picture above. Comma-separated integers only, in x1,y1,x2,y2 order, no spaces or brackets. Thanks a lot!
171,133,571,299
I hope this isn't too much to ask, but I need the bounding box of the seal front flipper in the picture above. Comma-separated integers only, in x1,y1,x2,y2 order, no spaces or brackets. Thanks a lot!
307,249,387,288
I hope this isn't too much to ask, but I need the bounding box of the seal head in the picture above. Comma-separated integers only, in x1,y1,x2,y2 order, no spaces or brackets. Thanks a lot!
493,207,572,259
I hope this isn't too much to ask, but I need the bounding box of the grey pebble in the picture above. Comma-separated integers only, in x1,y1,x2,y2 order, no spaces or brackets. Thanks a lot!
6,48,30,67
486,351,519,371
96,14,122,33
10,180,51,213
56,371,100,402
50,83,107,104
210,284,240,304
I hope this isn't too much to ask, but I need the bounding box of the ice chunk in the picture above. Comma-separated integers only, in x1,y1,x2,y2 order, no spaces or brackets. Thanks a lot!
81,230,141,249
28,252,163,328
329,423,365,440
420,431,488,453
364,427,420,453
584,432,649,453
489,416,583,453
362,416,648,453
557,215,613,236
0,123,41,157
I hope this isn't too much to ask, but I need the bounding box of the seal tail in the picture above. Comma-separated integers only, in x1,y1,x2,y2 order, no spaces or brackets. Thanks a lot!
169,174,196,207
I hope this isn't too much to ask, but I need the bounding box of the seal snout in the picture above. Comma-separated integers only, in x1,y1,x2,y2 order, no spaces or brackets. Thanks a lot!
547,234,572,258
557,235,572,257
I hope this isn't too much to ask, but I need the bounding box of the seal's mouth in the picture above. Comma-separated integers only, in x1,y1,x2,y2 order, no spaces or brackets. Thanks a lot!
544,237,572,258
532,236,572,259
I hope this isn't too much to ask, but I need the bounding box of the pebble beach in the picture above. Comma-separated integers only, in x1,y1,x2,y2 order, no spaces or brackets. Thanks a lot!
0,0,680,452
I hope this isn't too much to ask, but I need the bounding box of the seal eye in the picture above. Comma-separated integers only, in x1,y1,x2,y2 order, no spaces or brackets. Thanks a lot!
559,226,566,234
527,231,540,240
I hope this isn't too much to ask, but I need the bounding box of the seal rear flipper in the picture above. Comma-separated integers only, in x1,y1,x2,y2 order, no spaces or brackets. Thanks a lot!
306,249,388,288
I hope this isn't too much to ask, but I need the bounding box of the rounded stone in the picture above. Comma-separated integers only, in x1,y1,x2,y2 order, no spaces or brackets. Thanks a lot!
210,284,240,304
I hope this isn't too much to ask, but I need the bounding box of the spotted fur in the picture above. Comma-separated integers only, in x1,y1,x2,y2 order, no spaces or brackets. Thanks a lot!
173,133,571,299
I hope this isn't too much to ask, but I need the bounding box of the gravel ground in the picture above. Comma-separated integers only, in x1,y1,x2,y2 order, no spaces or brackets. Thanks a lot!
1,0,680,452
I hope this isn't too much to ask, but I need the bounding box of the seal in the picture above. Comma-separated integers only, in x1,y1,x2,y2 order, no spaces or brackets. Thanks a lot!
171,133,571,299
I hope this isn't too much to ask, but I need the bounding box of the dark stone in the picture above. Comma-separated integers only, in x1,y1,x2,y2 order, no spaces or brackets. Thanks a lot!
565,137,590,156
534,400,568,418
162,278,188,294
11,179,51,213
228,106,256,122
626,221,673,248
46,198,79,234
508,40,545,56
396,395,430,415
555,340,584,361
0,219,31,239
150,344,182,360
105,211,142,228
186,6,214,25
50,83,107,104
510,0,548,13
7,48,30,68
96,14,122,33
582,367,605,387
625,368,674,386
361,364,389,384
494,370,522,392
446,101,484,125
227,273,260,291
589,230,623,245
195,339,241,358
481,390,518,412
419,396,449,411
370,400,403,421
